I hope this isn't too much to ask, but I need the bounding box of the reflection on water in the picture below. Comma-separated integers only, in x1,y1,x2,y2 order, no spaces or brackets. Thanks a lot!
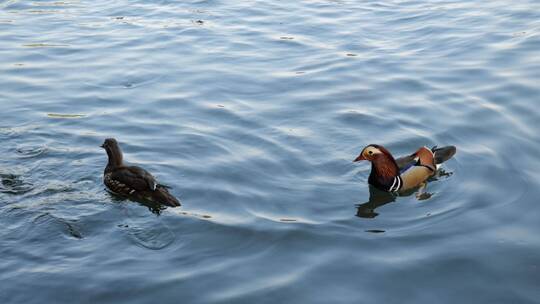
356,168,454,218
1,0,540,303
356,185,396,219
107,191,167,215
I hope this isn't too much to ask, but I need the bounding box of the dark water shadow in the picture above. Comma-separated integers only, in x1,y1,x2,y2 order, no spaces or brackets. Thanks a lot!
0,173,33,195
106,191,167,215
356,185,397,219
32,212,83,239
356,169,453,219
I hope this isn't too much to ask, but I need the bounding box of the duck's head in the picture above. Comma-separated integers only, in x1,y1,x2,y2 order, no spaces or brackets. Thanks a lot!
100,138,119,150
353,144,392,162
101,138,123,166
354,144,399,179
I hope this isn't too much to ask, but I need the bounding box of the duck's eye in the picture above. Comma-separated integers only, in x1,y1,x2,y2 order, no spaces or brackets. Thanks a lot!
368,151,373,155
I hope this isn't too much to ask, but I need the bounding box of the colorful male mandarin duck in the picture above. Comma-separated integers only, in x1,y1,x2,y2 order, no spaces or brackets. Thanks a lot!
353,144,456,193
101,138,180,207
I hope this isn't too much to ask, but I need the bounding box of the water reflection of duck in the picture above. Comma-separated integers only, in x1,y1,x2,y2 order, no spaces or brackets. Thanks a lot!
353,144,456,193
356,167,454,218
356,185,396,218
101,138,180,208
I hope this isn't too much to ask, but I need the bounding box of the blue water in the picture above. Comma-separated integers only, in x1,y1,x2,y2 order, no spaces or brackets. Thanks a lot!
1,0,540,303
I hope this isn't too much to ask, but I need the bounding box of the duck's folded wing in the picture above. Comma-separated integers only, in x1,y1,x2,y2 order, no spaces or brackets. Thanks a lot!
400,166,433,191
111,166,157,191
396,145,457,172
395,154,416,172
432,146,456,164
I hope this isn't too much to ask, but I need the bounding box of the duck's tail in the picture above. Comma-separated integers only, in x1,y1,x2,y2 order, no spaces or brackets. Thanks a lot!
152,186,181,207
431,146,457,165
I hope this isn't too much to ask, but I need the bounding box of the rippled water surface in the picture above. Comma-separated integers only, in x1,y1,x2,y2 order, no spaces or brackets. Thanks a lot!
1,0,540,303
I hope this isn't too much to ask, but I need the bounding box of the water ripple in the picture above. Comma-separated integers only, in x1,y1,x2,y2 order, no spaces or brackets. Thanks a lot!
1,0,540,303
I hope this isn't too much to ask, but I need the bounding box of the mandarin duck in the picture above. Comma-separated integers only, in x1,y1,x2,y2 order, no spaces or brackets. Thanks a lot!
353,144,456,193
101,138,180,207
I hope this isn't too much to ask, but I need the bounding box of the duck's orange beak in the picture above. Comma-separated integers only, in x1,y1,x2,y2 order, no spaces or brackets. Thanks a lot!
353,154,366,162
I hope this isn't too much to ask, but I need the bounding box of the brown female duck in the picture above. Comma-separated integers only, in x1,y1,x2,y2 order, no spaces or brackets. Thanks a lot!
353,144,456,193
101,138,180,207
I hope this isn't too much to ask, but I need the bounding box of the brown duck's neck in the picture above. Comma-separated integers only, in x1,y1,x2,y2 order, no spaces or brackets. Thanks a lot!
105,146,123,169
371,154,400,179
